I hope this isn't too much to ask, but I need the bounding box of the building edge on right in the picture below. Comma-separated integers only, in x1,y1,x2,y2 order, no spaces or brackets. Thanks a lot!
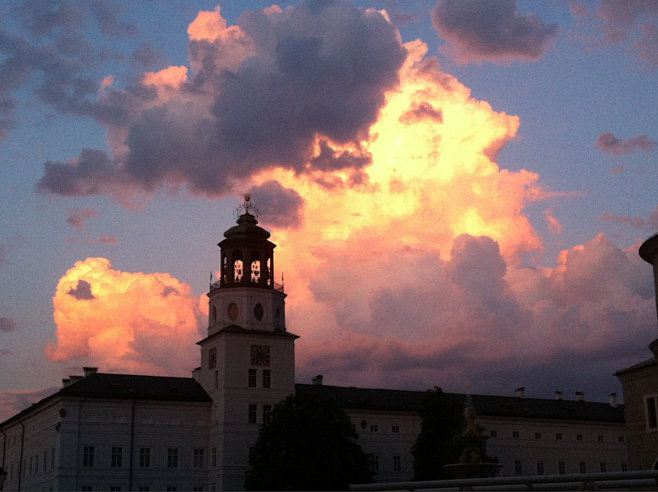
615,233,658,470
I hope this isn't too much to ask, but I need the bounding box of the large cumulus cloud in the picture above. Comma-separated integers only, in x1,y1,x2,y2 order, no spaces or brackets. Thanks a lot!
35,1,406,201
46,257,204,376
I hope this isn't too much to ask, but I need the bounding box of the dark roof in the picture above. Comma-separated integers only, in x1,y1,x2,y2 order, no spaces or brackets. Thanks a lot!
59,373,212,402
1,373,211,427
615,356,657,376
295,384,624,423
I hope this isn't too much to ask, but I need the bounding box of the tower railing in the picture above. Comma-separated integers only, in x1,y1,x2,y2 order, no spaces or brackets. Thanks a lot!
209,278,284,293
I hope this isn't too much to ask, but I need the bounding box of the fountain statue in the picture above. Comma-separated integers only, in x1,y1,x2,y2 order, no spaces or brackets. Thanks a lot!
443,399,501,479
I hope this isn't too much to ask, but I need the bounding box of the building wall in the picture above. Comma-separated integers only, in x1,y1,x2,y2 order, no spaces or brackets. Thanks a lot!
1,398,60,492
1,397,211,492
617,361,658,470
342,407,627,483
481,415,627,476
346,409,421,482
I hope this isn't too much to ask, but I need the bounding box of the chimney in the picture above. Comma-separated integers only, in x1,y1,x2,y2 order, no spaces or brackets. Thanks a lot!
515,387,525,399
576,391,584,402
555,391,563,400
609,393,618,408
69,375,83,385
62,378,71,388
312,375,323,386
83,366,98,377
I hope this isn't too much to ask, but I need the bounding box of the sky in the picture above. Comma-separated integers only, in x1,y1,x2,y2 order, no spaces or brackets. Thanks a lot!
1,0,657,421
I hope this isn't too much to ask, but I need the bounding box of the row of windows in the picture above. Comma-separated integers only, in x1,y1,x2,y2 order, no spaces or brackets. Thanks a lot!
357,421,401,433
248,368,271,388
80,446,213,469
491,430,624,442
369,455,403,473
248,404,272,424
6,447,56,482
512,459,628,475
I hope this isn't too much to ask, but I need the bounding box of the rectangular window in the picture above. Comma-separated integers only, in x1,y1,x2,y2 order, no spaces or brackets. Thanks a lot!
168,448,178,468
577,434,583,441
534,432,542,439
370,424,378,432
81,487,93,491
263,369,271,388
514,460,522,475
35,454,39,474
139,448,151,468
249,404,257,424
537,461,544,475
83,446,95,467
597,434,604,442
556,433,563,440
263,404,272,425
558,461,565,474
490,430,497,437
43,450,47,472
371,455,379,473
111,447,123,468
512,431,519,438
212,447,217,467
618,435,625,442
600,462,607,472
110,487,121,491
166,488,177,492
579,462,587,473
51,447,55,469
214,370,219,389
621,463,628,472
194,448,205,469
647,395,658,430
248,369,257,388
209,347,217,369
391,425,400,433
393,455,401,472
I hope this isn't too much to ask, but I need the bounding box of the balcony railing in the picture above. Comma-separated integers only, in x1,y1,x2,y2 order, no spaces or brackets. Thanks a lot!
209,278,284,293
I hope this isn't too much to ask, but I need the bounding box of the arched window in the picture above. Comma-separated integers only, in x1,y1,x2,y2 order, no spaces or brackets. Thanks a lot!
211,305,217,324
266,257,272,286
251,260,261,283
234,260,243,282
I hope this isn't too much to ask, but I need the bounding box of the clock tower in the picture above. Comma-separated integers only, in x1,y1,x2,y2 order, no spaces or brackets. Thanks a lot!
198,195,298,491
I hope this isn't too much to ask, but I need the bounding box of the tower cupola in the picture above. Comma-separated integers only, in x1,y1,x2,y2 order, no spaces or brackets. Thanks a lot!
207,195,287,334
216,194,279,291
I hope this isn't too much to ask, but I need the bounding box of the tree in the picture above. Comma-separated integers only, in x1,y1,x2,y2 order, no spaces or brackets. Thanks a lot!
411,387,465,480
244,392,374,490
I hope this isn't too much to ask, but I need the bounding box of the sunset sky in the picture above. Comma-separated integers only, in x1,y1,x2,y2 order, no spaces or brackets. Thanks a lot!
1,0,657,421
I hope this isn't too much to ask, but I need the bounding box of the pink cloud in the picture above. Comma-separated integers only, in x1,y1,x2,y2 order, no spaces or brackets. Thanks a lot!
597,132,656,155
431,0,557,64
66,207,100,228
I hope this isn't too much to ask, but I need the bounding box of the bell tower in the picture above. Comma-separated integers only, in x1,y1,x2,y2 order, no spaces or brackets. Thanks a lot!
198,195,298,491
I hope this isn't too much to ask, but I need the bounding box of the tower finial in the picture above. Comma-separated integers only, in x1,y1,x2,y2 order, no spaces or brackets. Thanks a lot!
243,193,252,213
235,192,260,219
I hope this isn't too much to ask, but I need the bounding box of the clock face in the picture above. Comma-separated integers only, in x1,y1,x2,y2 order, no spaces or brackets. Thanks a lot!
254,303,264,321
228,303,239,321
250,344,270,366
